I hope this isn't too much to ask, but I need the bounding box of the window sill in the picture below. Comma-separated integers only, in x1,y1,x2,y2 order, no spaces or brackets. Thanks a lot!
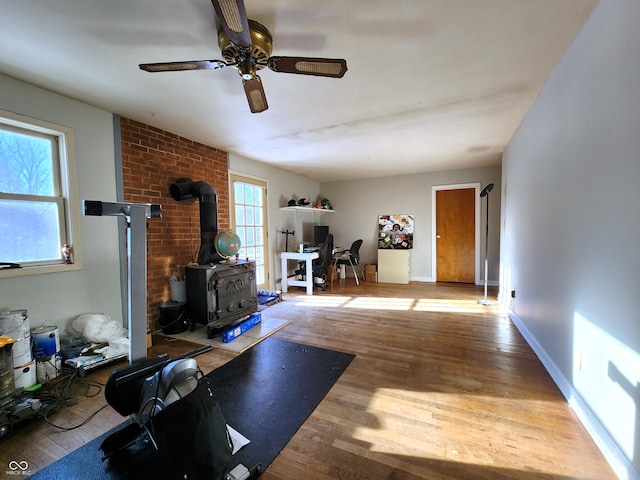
0,261,82,279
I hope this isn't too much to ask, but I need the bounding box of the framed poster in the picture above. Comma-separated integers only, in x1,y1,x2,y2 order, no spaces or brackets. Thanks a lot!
378,214,414,249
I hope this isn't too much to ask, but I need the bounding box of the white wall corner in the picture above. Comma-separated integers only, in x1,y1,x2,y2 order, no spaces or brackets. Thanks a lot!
509,311,639,480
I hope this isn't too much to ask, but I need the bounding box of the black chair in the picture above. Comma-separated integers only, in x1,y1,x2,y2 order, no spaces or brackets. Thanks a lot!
100,354,233,479
333,239,363,285
295,234,334,290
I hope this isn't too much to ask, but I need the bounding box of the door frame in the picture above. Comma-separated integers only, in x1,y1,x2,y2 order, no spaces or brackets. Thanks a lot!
229,171,270,290
431,183,481,285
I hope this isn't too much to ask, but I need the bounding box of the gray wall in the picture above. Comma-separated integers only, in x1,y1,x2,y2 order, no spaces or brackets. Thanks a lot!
320,165,501,283
0,74,122,334
229,155,502,288
500,0,640,477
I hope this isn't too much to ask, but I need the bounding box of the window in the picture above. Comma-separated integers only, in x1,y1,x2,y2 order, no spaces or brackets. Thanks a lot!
230,173,269,289
0,110,80,277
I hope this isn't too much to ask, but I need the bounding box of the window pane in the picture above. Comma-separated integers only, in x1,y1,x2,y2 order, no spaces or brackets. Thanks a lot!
0,129,55,196
0,200,61,262
235,205,245,225
246,206,255,225
254,207,263,226
245,227,255,247
235,226,246,247
234,182,243,202
244,185,254,205
253,186,262,207
255,246,264,264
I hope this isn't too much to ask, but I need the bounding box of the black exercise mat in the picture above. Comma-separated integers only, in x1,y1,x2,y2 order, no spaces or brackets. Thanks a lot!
27,337,355,479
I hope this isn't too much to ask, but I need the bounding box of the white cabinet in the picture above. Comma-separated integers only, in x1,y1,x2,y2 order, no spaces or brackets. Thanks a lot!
377,249,410,284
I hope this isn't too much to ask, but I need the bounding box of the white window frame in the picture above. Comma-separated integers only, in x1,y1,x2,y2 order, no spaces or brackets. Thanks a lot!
229,171,269,290
0,109,82,278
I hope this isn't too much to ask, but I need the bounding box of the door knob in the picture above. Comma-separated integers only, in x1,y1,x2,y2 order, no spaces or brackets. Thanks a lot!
436,234,441,239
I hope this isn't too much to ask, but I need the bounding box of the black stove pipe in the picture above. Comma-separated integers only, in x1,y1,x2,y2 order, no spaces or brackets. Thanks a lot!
170,178,224,265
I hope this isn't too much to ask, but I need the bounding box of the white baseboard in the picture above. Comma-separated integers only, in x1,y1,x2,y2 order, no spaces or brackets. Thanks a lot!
509,310,638,480
409,277,500,285
411,276,435,282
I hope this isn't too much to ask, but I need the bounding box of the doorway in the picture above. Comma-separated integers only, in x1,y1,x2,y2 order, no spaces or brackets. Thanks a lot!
432,183,481,283
230,173,269,290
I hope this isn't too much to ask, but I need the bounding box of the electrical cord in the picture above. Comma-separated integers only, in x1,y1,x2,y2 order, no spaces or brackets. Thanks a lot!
24,366,110,432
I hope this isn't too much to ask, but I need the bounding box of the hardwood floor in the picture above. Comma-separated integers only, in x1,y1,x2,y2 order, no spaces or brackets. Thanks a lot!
1,281,617,479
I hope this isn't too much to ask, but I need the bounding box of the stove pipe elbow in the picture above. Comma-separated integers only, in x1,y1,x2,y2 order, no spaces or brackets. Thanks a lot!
170,178,223,265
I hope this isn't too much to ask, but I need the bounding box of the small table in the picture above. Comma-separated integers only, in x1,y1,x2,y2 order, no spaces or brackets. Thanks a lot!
281,251,319,295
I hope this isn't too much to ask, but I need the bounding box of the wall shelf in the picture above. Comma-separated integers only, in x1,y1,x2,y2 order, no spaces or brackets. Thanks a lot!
280,206,334,224
280,206,334,214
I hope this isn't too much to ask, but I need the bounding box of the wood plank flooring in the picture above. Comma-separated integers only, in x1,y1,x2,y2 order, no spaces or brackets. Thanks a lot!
0,281,617,479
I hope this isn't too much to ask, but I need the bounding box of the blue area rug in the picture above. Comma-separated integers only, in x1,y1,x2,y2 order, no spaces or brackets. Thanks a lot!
256,289,282,306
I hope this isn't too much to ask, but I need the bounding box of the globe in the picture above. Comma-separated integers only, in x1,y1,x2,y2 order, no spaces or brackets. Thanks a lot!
215,229,242,260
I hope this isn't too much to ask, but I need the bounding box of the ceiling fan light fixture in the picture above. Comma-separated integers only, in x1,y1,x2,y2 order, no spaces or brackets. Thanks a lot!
237,59,256,80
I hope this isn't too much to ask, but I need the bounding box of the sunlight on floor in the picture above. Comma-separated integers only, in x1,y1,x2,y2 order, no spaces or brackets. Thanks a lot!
344,388,570,478
289,294,500,314
414,298,493,313
345,297,416,311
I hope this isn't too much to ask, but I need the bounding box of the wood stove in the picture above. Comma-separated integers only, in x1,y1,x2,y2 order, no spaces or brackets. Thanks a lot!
170,178,258,338
186,261,258,337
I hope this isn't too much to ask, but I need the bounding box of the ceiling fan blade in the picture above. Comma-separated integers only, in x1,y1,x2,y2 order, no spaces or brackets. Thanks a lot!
243,76,268,113
267,57,347,78
210,0,251,49
139,60,227,72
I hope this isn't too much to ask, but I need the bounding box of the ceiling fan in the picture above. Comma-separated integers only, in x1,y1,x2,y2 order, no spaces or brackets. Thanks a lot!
139,0,348,114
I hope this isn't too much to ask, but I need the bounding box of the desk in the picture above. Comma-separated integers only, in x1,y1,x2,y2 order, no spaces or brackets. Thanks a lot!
281,251,319,295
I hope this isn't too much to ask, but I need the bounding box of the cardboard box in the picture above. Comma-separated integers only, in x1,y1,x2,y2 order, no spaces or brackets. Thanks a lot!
222,312,262,343
365,264,378,282
327,264,338,281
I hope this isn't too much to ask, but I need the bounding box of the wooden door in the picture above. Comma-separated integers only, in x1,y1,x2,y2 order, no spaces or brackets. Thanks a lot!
435,188,475,282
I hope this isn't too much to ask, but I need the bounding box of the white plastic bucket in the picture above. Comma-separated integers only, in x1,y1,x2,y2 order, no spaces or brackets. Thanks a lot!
169,280,187,303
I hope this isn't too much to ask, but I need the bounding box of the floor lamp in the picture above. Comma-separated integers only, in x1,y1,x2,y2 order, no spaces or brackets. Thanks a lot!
478,183,494,306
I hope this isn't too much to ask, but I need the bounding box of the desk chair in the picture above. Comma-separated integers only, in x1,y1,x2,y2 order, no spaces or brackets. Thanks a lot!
333,239,363,285
295,234,334,290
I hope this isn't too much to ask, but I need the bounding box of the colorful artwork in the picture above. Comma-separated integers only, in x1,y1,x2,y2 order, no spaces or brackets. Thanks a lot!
378,215,414,249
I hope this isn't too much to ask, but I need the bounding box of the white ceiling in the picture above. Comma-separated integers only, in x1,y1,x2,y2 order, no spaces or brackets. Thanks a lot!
1,0,598,182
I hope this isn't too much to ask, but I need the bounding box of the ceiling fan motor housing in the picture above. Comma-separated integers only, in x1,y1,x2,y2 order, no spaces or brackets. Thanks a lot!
218,19,273,71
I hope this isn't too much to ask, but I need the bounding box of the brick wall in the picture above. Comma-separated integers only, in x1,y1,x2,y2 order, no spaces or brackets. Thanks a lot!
120,117,229,330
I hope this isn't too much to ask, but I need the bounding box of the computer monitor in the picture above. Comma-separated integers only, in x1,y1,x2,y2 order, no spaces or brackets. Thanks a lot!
313,225,329,246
